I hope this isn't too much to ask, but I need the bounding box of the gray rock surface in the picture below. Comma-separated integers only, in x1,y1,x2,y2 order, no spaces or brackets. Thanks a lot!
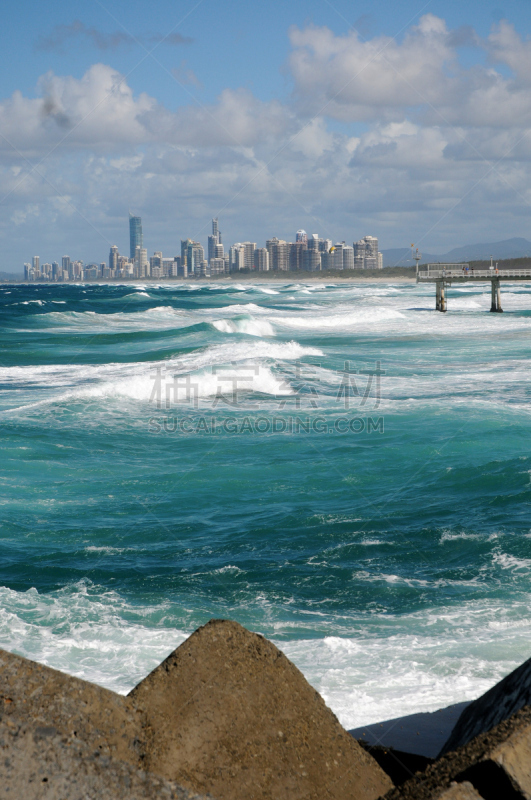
0,715,210,799
129,618,393,800
0,647,147,766
385,705,531,800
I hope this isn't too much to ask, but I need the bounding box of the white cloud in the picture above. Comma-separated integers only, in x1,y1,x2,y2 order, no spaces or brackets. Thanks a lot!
4,16,531,267
0,64,155,155
288,15,462,122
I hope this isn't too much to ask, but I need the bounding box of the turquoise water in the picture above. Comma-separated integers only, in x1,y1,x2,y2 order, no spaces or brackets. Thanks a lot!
1,279,531,728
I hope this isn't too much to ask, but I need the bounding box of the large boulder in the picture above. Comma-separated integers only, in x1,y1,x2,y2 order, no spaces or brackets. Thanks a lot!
0,647,146,765
0,715,210,800
129,619,393,800
385,705,531,800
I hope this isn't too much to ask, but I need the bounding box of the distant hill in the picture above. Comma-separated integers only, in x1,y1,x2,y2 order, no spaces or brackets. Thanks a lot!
382,238,531,267
0,271,23,281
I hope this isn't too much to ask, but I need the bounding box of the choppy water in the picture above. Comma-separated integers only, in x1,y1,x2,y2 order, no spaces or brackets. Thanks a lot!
2,279,531,728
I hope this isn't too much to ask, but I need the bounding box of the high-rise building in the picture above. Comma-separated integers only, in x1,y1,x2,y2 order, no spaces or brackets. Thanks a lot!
150,251,163,278
342,245,354,270
181,239,192,269
303,250,321,271
242,242,256,270
322,245,344,270
32,256,40,272
176,257,187,278
296,229,308,245
186,241,205,276
52,262,60,279
229,244,246,272
266,238,289,271
208,218,222,263
109,245,119,271
353,236,380,269
134,246,148,278
129,214,143,260
254,248,269,271
289,242,306,270
210,257,226,275
208,235,218,263
214,243,224,259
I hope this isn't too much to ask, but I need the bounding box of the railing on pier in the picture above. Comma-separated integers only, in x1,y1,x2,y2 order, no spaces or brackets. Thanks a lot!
418,264,531,280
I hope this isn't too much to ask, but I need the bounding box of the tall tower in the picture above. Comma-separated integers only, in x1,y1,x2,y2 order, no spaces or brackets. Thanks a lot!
129,213,143,260
109,245,119,271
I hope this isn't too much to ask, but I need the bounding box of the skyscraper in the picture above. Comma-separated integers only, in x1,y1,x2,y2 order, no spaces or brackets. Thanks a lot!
254,248,269,271
129,214,143,260
296,230,308,245
109,245,119,271
208,218,222,263
353,236,380,269
186,241,205,276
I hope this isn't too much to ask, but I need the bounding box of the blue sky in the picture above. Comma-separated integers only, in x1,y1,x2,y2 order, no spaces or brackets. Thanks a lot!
2,0,531,267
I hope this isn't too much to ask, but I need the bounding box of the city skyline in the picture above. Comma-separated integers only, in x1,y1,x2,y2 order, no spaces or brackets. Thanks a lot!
23,215,384,281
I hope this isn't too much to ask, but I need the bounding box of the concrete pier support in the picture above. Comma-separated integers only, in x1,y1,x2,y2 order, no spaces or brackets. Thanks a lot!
490,279,503,312
436,281,447,312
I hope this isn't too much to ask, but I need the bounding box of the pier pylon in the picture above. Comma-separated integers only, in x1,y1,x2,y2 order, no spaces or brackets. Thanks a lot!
490,279,503,312
435,281,447,312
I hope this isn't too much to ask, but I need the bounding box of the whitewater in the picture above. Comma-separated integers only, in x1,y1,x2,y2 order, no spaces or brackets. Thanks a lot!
1,279,531,729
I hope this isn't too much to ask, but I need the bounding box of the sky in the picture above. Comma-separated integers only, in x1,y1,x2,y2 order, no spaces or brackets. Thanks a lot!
2,0,531,268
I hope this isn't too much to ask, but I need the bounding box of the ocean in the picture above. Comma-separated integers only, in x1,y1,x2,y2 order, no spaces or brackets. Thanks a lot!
1,278,531,729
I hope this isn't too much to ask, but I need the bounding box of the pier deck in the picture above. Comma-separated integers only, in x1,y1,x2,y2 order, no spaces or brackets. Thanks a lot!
417,264,531,312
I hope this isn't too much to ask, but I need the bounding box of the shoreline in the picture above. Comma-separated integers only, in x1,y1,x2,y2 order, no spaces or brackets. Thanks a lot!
2,275,417,285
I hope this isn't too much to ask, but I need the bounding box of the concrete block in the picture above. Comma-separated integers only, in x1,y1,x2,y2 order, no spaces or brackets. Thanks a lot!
0,715,210,800
129,619,393,800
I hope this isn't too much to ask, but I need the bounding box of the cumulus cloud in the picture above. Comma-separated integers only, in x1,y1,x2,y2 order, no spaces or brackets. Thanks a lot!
288,15,531,129
35,20,193,53
0,65,156,155
288,15,463,121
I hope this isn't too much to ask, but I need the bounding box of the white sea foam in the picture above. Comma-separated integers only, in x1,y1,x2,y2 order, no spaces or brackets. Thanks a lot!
272,307,405,330
492,552,531,572
0,583,185,694
0,339,322,413
212,317,275,337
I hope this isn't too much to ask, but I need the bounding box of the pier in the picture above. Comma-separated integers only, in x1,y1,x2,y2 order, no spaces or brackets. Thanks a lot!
417,264,531,312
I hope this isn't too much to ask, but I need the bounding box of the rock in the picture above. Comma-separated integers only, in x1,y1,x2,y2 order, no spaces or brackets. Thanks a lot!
384,705,531,800
441,655,531,756
129,618,393,800
356,742,432,787
432,783,483,799
0,715,211,800
0,647,146,766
